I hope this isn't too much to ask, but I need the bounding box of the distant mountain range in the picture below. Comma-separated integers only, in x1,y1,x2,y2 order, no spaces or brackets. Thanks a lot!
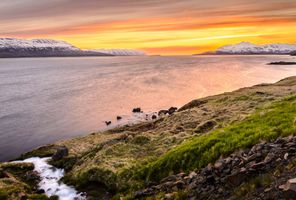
0,38,146,58
202,42,296,55
91,49,146,56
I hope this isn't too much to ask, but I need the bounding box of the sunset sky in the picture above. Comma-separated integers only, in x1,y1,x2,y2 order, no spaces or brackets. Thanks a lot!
0,0,296,55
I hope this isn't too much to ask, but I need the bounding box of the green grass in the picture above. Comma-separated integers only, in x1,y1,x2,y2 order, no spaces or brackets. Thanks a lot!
138,95,296,182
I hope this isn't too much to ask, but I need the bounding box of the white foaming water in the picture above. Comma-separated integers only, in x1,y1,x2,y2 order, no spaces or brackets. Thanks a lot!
15,157,85,200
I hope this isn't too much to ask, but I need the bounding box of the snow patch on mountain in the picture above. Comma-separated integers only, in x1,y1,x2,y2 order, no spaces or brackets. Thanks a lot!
215,42,296,54
0,38,79,50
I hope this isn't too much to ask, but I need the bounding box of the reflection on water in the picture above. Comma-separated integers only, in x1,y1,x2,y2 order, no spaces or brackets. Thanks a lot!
0,55,295,161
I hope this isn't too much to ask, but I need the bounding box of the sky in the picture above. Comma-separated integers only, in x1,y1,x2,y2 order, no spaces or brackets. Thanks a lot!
0,0,296,55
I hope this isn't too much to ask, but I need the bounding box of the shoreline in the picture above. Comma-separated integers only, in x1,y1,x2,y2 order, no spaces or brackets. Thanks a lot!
1,76,296,199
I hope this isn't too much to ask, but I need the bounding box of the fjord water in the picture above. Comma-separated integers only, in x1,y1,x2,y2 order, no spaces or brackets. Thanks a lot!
0,55,295,161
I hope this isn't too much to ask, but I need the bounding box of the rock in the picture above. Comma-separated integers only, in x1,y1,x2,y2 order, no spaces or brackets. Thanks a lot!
152,115,157,120
264,152,275,163
284,153,289,160
189,171,197,179
173,180,185,189
105,121,112,126
161,175,177,183
280,178,296,191
218,187,224,193
132,107,142,113
275,138,286,144
249,162,265,171
226,171,247,186
279,178,296,198
36,189,45,194
214,161,224,170
163,181,175,189
164,193,174,200
177,172,186,178
158,110,169,116
134,188,154,198
168,107,178,115
52,146,68,160
116,116,122,120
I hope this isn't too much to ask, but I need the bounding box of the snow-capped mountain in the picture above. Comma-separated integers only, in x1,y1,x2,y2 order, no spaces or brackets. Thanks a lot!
0,38,146,58
215,42,296,55
0,38,110,58
91,49,146,56
0,38,79,50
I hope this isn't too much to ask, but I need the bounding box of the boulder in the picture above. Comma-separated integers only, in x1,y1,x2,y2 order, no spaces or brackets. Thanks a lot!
164,193,174,200
168,107,178,115
105,121,112,126
158,110,169,116
132,107,142,113
36,189,45,194
52,146,69,160
116,116,122,120
279,178,296,198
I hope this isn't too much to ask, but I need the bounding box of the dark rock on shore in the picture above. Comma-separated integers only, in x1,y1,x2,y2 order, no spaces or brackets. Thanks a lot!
116,116,122,120
105,121,112,126
132,108,142,113
268,61,296,65
158,110,169,116
158,107,178,116
168,107,178,115
52,146,69,161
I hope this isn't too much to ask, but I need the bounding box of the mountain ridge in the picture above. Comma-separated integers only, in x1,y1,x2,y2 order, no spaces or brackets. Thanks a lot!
202,42,296,55
0,38,146,58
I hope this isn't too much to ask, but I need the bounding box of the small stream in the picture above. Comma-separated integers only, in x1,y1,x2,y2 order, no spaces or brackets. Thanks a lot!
15,157,85,200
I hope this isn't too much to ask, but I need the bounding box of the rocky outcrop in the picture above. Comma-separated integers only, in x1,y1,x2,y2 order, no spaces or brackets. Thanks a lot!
52,146,69,161
135,136,296,199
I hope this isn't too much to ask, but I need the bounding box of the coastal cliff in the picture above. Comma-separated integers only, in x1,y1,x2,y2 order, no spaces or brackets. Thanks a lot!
1,76,296,200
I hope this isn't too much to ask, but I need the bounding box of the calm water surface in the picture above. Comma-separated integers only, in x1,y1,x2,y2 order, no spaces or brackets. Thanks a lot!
0,55,295,161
